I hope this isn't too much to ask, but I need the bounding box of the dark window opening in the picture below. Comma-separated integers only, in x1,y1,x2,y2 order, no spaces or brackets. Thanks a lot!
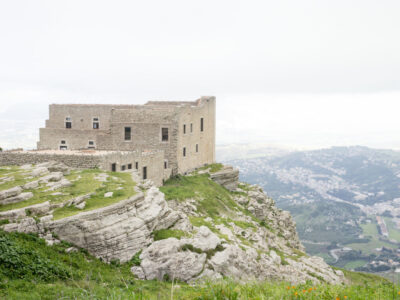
196,144,199,153
190,123,193,132
60,145,67,150
93,122,99,129
143,166,147,180
183,147,186,157
164,161,168,169
66,122,72,129
88,141,94,145
183,124,186,134
200,118,204,132
121,165,126,171
128,163,132,169
135,162,139,169
124,127,131,140
61,140,66,144
111,163,117,172
162,128,169,142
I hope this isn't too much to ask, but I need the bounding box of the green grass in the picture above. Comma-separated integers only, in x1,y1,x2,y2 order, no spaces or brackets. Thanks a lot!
160,174,240,218
345,221,396,255
0,167,136,220
53,171,136,219
344,260,368,270
1,229,399,299
153,229,189,241
196,163,224,173
384,217,400,242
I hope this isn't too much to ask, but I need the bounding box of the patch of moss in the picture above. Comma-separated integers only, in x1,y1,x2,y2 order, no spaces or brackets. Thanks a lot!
153,229,189,241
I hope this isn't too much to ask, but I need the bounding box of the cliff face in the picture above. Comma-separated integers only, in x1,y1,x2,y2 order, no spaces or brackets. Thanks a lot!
0,163,345,284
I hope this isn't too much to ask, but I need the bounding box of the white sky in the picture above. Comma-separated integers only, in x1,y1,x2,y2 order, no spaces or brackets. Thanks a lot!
0,0,399,150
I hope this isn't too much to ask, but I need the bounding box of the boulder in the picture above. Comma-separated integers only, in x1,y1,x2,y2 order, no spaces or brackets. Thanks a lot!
0,192,33,205
210,166,239,191
23,180,40,190
31,167,49,177
0,186,22,200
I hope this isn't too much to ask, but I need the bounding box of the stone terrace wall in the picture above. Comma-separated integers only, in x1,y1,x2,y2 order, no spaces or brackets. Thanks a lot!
0,152,103,169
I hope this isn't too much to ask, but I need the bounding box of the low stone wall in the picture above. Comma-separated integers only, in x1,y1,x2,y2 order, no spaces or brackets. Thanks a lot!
0,150,166,186
0,152,103,169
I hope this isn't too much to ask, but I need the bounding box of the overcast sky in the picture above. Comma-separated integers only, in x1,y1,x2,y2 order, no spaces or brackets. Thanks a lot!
0,0,399,150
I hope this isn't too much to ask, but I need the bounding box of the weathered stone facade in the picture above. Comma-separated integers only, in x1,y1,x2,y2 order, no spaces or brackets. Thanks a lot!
37,96,216,175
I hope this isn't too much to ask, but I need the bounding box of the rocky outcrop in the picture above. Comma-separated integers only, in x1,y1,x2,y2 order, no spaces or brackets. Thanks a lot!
0,162,346,285
210,165,239,191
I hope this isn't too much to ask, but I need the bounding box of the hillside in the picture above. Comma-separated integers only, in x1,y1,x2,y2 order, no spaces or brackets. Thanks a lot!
0,230,395,300
227,146,400,275
0,162,344,285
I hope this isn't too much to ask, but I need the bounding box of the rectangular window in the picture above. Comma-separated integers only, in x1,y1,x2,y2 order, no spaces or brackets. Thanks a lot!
162,128,169,142
121,165,126,171
61,140,66,144
111,163,117,172
200,118,204,132
93,117,99,129
196,144,199,153
183,124,186,134
128,163,132,169
60,145,67,150
183,147,186,157
88,141,94,145
124,127,131,141
135,162,139,169
143,166,147,180
65,117,71,129
190,123,193,133
164,161,168,169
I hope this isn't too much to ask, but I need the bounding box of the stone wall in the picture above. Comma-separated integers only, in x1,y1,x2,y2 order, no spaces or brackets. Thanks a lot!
0,152,103,169
0,150,166,186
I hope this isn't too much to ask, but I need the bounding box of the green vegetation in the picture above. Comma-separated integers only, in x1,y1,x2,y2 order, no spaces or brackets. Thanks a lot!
153,229,189,241
0,167,136,219
160,174,240,218
196,163,224,173
1,224,400,299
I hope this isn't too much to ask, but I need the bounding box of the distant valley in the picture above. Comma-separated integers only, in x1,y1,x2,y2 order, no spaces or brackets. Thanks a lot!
221,145,400,276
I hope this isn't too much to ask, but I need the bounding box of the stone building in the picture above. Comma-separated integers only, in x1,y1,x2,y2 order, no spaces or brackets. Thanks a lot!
33,96,216,181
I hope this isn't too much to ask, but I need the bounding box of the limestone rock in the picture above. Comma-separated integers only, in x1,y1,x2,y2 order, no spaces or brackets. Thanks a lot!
23,180,40,190
210,165,239,191
0,192,33,205
136,238,207,281
0,186,22,200
31,167,49,177
104,192,113,198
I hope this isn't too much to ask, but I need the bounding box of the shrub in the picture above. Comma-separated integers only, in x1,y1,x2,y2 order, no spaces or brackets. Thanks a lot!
130,250,142,266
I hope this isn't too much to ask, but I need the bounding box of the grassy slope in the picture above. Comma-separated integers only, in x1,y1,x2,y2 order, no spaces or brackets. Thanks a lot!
0,230,398,300
0,167,136,219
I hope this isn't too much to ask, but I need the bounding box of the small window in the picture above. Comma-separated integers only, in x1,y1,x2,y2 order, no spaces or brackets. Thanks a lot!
143,166,147,180
60,145,68,150
200,118,204,132
66,117,72,129
135,162,139,169
183,147,186,157
88,140,95,149
124,127,131,141
93,117,99,129
121,165,126,171
196,144,199,153
162,128,169,142
111,163,117,172
183,124,186,134
190,123,193,133
61,140,66,145
128,163,132,170
164,161,168,169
